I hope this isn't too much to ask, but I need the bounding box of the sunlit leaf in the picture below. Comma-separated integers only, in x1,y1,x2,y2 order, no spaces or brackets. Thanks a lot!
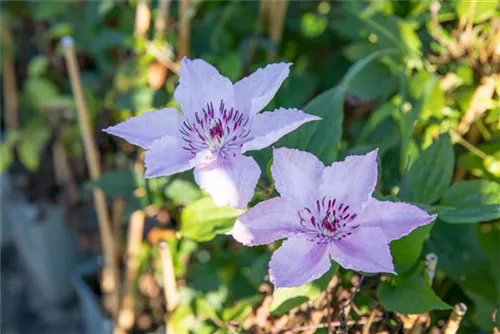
180,197,243,242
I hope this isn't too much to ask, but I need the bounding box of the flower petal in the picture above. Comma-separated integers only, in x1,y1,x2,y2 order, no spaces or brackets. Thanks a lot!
174,58,234,119
230,197,303,246
103,108,183,149
320,150,378,211
271,148,324,207
357,198,436,241
234,63,290,114
329,227,395,274
194,154,261,209
269,236,331,289
241,108,321,153
144,135,194,178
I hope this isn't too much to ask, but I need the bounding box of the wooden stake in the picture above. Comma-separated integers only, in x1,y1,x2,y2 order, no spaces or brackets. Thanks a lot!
159,241,179,334
135,0,152,38
456,74,498,136
62,36,119,317
1,26,19,131
267,0,289,61
444,303,467,334
117,210,146,331
155,0,172,39
177,0,191,58
248,0,271,65
425,253,438,286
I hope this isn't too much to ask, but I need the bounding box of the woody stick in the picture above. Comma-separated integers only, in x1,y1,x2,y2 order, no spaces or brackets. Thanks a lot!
62,36,119,317
117,210,146,331
177,0,191,58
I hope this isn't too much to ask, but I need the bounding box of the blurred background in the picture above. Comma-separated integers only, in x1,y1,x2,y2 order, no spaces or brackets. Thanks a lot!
1,1,499,333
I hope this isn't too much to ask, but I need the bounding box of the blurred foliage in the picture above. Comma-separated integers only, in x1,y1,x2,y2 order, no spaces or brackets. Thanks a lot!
1,0,499,332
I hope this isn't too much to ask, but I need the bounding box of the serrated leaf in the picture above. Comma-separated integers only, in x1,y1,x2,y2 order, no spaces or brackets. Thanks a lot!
438,180,500,223
441,180,500,206
270,263,338,315
377,273,451,314
180,197,243,242
439,205,500,224
399,134,454,204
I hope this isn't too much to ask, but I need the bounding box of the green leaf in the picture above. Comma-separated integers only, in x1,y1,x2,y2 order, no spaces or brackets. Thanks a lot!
467,292,500,332
32,1,72,20
222,295,264,322
346,61,398,101
477,222,500,301
377,273,451,314
456,0,499,24
441,180,500,206
28,55,49,77
18,125,51,171
25,77,59,109
280,48,399,164
0,131,20,172
439,205,500,224
275,74,318,109
425,221,498,301
180,197,243,242
270,263,338,315
391,222,434,275
459,143,500,183
86,167,138,197
438,180,500,223
165,178,203,206
399,134,454,204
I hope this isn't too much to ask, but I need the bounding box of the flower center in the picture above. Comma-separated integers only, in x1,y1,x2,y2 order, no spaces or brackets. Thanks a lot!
298,197,359,243
180,101,250,159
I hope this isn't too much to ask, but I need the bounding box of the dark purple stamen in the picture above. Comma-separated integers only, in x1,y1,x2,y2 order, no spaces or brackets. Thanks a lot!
179,100,250,157
298,197,359,242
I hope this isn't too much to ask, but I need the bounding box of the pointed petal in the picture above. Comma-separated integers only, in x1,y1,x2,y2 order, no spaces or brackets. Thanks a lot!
230,197,304,246
174,58,234,119
234,63,290,114
144,135,194,178
103,108,183,149
357,198,436,241
320,150,378,211
329,227,395,274
271,148,324,207
242,108,321,153
269,236,331,288
194,155,261,209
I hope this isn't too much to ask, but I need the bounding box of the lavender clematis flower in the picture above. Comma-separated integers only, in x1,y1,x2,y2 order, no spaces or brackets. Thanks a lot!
230,148,436,289
104,58,320,209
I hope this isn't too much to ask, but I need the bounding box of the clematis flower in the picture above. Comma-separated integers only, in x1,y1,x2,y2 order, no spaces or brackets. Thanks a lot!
104,58,320,209
230,148,436,289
